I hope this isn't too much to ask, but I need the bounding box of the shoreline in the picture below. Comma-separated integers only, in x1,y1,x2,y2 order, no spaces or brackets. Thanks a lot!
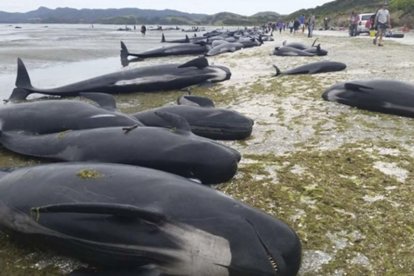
0,26,414,274
190,31,414,274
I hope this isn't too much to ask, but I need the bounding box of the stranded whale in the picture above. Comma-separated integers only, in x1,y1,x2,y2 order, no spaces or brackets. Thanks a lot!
9,57,231,101
0,93,141,134
132,95,254,140
120,41,208,62
274,61,346,76
0,112,240,184
322,80,414,118
0,162,302,275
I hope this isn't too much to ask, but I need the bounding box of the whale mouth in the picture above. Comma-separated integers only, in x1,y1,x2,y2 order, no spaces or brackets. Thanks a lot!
245,218,279,274
209,66,231,82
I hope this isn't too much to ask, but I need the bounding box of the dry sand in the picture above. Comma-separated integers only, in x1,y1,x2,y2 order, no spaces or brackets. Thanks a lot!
192,30,414,275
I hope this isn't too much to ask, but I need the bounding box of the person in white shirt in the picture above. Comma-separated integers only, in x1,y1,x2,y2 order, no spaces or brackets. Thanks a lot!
374,3,391,46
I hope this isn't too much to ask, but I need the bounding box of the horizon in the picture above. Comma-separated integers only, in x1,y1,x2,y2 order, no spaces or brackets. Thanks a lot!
0,0,334,16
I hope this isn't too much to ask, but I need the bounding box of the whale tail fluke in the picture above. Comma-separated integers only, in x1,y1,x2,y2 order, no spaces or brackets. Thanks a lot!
120,41,130,59
312,38,319,47
15,58,33,89
316,44,322,54
273,65,282,77
120,41,144,62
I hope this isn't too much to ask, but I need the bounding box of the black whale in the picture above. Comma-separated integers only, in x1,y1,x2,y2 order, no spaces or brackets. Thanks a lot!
9,57,231,101
0,162,302,275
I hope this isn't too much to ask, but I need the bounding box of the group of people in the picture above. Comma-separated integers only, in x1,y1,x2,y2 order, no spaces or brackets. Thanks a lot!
267,14,316,37
286,14,316,37
265,14,312,36
285,15,305,35
350,3,391,46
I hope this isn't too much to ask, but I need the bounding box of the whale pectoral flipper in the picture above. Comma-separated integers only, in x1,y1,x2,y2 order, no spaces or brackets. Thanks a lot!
344,82,374,92
155,111,191,134
177,95,215,107
69,266,162,276
79,92,117,111
122,124,139,133
177,57,209,69
31,203,166,224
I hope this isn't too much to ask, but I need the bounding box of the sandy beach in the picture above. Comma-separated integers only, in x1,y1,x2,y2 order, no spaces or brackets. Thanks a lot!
206,30,414,275
0,25,414,275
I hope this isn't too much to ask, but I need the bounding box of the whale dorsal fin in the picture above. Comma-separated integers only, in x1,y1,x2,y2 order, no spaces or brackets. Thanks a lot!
79,92,117,111
178,57,209,69
31,203,166,224
155,111,191,134
177,95,215,107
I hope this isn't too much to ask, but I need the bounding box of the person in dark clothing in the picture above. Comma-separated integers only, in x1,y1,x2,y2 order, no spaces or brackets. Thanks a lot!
293,19,300,33
349,11,359,36
140,25,146,36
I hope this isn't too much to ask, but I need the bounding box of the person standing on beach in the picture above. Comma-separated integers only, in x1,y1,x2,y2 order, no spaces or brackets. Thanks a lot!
277,21,283,34
140,25,146,36
293,19,300,34
299,14,305,33
349,11,359,36
288,20,294,33
373,3,391,46
307,14,316,38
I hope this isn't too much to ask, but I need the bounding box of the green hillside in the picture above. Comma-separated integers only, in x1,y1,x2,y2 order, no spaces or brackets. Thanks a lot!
200,12,281,26
0,2,412,27
0,7,281,26
287,0,413,28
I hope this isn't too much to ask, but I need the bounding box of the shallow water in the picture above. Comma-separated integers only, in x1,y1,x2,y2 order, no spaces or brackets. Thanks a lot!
0,23,209,99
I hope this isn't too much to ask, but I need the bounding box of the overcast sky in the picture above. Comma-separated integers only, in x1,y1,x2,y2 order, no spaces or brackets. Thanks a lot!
0,0,334,16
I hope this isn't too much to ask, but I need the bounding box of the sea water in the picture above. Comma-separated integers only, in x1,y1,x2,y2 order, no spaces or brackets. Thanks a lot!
0,23,210,99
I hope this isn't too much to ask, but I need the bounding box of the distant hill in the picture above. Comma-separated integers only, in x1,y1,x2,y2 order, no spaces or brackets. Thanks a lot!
0,7,206,24
0,7,281,26
287,0,413,28
200,12,281,26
